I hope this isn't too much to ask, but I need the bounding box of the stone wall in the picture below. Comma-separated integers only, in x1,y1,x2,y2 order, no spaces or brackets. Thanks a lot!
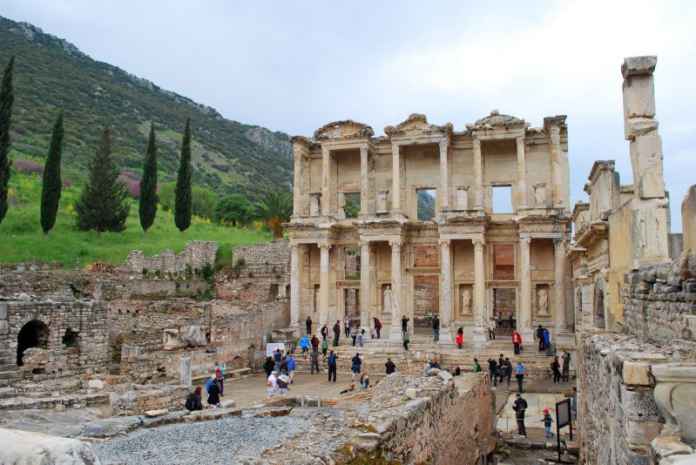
684,185,696,254
124,241,218,275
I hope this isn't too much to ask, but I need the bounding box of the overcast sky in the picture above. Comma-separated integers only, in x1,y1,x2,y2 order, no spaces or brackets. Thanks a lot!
3,0,695,230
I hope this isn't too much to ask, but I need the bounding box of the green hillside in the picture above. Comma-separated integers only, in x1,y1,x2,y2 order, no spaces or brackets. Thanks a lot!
0,15,293,200
0,171,270,267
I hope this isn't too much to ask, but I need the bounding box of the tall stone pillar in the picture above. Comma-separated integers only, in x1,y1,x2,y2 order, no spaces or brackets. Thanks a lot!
439,239,453,344
180,356,192,388
321,146,331,217
360,241,371,330
473,138,484,210
472,238,487,344
516,136,527,210
389,239,403,341
319,243,331,326
554,239,567,334
519,236,533,340
291,140,308,217
360,145,369,218
391,143,401,215
290,244,301,332
439,139,449,212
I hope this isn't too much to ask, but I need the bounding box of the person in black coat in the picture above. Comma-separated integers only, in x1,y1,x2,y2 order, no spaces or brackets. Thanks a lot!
263,356,275,378
306,316,313,335
513,393,528,436
385,358,396,375
185,386,203,411
207,378,221,407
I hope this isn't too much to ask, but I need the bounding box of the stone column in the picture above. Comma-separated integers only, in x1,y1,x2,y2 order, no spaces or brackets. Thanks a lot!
391,143,401,215
319,243,331,326
439,139,449,212
473,138,484,210
519,236,533,340
389,239,403,341
472,238,487,344
439,239,453,344
292,142,306,217
290,244,301,332
360,241,371,330
360,145,369,218
180,356,192,388
516,136,527,210
549,126,564,209
321,146,331,216
554,239,567,334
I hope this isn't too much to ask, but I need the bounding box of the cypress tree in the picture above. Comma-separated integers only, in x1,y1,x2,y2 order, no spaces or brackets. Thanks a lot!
139,122,158,232
75,127,130,232
0,56,15,225
40,111,64,234
174,118,192,232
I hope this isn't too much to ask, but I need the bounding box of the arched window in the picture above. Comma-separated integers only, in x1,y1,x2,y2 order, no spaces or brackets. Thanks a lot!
17,320,49,366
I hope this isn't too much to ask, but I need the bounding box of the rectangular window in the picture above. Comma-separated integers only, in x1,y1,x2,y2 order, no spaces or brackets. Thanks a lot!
492,185,513,213
417,189,437,221
343,192,360,218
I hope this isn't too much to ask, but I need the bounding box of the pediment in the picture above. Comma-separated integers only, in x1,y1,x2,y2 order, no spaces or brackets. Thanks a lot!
467,110,528,131
313,120,374,141
384,113,452,138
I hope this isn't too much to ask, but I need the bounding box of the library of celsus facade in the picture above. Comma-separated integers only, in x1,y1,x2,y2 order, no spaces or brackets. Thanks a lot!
286,110,573,344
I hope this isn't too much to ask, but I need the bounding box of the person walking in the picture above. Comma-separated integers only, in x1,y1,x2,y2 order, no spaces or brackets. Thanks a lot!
513,393,528,436
488,358,498,387
273,348,282,371
402,331,410,351
543,327,551,355
373,317,382,339
385,357,396,374
515,361,526,393
503,357,513,387
327,349,338,383
333,320,341,347
401,315,410,335
299,334,310,358
473,358,482,373
512,329,522,355
432,315,440,342
562,351,571,382
286,353,296,384
455,327,464,349
542,407,554,439
350,325,358,346
344,315,351,339
185,386,203,411
214,363,225,396
310,346,320,374
311,334,320,353
263,356,275,378
207,377,221,407
320,324,328,341
497,354,505,385
306,316,313,335
536,325,546,352
266,370,279,397
357,329,365,347
351,353,362,381
321,336,329,360
551,356,562,384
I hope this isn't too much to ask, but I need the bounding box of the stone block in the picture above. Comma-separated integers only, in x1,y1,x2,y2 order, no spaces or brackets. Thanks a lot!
87,379,104,390
630,134,665,198
0,428,101,464
623,361,652,386
626,419,663,446
145,408,168,418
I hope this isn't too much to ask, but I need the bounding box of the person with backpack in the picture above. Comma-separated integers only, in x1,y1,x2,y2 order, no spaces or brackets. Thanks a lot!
185,386,203,411
515,361,526,393
327,350,338,382
455,327,464,349
299,334,311,358
536,325,546,352
513,393,528,436
542,407,554,439
373,317,382,339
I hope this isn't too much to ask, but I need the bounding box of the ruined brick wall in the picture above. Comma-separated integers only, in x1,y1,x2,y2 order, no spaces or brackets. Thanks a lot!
124,241,218,275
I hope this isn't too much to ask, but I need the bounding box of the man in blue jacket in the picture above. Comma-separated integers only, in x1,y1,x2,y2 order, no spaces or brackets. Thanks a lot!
327,350,338,383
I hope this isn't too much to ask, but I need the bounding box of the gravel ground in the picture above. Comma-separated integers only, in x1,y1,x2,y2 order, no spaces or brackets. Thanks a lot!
93,415,311,465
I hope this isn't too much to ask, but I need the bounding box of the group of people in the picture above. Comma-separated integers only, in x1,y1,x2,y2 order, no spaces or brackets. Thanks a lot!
550,351,571,383
184,362,226,411
512,387,577,439
487,355,527,393
308,316,384,350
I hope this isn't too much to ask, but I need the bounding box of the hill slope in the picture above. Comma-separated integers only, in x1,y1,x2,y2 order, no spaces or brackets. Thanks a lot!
0,15,293,199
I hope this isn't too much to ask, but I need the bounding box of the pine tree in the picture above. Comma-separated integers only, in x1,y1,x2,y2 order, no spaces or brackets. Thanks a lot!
139,122,158,232
75,127,130,232
0,56,15,225
40,111,64,234
175,118,192,232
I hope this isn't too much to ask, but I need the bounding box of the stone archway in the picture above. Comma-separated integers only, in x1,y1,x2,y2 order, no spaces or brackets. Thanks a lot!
16,320,49,366
593,280,606,330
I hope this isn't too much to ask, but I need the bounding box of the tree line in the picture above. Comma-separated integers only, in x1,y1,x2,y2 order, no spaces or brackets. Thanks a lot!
0,56,291,238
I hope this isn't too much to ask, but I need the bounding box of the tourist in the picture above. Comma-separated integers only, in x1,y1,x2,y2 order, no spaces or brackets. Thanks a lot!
185,386,203,411
273,348,282,370
306,315,312,335
513,393,528,436
310,346,320,374
279,355,288,375
453,366,462,376
488,358,498,386
373,317,382,339
351,353,362,381
432,314,440,342
488,317,496,340
403,331,410,351
515,361,526,393
359,372,370,389
311,334,320,353
267,370,279,397
428,358,441,370
286,353,296,384
543,327,552,355
551,356,561,384
455,327,464,349
473,358,482,373
333,320,341,347
542,407,554,439
512,329,522,355
321,336,329,360
351,325,358,346
277,373,290,395
562,351,571,382
497,354,505,384
320,324,328,341
536,325,546,352
401,315,410,335
357,329,365,347
327,349,338,382
207,376,221,407
344,315,351,338
503,358,513,387
215,362,224,396
299,334,310,358
385,357,396,374
263,356,275,378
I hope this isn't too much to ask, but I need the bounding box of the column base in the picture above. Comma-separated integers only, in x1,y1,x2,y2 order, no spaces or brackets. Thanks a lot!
438,327,453,345
520,328,534,346
472,326,488,348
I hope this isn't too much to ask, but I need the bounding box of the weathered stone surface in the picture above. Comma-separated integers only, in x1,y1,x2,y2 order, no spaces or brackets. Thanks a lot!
623,361,652,386
0,427,101,464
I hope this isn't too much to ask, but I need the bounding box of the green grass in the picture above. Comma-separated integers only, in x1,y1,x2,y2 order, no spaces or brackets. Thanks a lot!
0,172,271,268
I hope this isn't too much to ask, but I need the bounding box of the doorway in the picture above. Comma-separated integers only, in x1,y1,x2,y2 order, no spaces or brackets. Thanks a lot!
413,275,439,334
493,288,516,335
344,288,360,325
17,320,49,366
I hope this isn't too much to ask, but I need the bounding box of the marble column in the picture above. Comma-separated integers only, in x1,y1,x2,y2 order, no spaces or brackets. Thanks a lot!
554,239,567,333
439,139,449,212
360,145,369,218
439,239,453,344
519,236,533,340
321,146,331,216
516,136,527,210
473,138,484,210
391,143,401,214
550,127,562,208
290,244,301,332
360,241,371,330
292,143,306,217
319,243,331,326
473,238,487,344
389,239,403,341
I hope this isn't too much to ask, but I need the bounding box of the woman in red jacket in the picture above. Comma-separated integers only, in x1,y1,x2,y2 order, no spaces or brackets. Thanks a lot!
455,327,464,349
512,330,522,355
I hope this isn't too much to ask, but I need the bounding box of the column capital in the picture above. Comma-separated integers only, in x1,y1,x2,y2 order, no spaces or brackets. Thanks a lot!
472,137,481,149
318,242,331,251
472,237,485,247
438,238,451,248
438,138,449,151
515,135,525,145
519,235,532,245
359,144,369,154
389,239,402,248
